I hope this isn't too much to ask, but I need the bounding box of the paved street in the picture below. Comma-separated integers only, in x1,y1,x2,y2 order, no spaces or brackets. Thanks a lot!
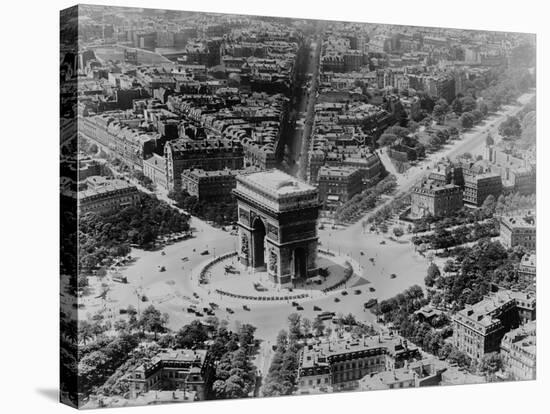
346,90,536,236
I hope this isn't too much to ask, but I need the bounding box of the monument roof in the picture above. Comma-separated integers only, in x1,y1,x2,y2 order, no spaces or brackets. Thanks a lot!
240,169,316,196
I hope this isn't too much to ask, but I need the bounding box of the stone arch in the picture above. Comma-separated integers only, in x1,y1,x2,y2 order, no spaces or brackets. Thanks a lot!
252,216,267,269
292,247,308,281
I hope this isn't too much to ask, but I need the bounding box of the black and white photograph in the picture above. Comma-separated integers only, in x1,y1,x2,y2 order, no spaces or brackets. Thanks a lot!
59,4,539,409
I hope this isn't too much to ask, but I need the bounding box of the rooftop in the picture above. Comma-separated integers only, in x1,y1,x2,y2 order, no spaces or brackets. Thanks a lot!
238,169,317,197
520,253,536,268
300,335,418,370
501,214,536,228
79,178,136,199
318,166,360,178
454,290,535,329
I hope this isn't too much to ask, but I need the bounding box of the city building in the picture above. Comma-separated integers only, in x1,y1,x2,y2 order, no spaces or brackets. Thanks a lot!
143,153,168,190
297,335,421,393
181,168,237,201
233,169,320,285
485,144,536,194
463,168,503,206
500,320,536,381
452,290,536,361
78,178,140,214
358,358,447,391
317,166,363,212
77,156,102,181
517,253,536,286
129,349,212,400
164,138,244,191
428,160,464,189
499,214,536,251
410,180,463,218
79,113,161,170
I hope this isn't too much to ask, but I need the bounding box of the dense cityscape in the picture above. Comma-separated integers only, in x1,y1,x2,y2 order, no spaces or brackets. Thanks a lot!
60,4,536,409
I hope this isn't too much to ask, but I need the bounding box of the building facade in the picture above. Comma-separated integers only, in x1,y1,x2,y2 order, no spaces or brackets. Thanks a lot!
297,335,421,393
78,179,140,214
411,180,463,218
164,138,244,191
500,320,536,381
181,168,237,200
129,349,212,400
500,215,536,251
452,290,536,361
317,166,363,211
233,169,320,285
143,153,168,190
463,170,502,206
517,253,536,286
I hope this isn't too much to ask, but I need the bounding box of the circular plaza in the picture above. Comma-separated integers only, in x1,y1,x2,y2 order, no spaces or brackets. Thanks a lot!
191,248,365,305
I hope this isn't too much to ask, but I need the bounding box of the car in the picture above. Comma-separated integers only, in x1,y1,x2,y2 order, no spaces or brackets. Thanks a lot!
364,299,378,309
390,273,397,279
181,257,189,262
159,266,166,272
380,241,386,245
193,292,200,299
354,289,361,295
369,287,376,292
291,301,299,307
296,306,304,311
313,305,322,311
112,275,128,284
200,250,209,255
318,311,336,320
226,307,234,314
243,305,250,311
209,302,218,309
341,290,348,296
195,312,203,317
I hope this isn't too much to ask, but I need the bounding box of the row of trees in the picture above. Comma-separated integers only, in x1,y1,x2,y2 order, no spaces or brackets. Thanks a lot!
210,322,258,399
77,333,140,397
334,174,397,222
87,315,260,401
168,190,237,226
425,126,460,152
78,193,190,272
412,219,499,250
413,191,535,236
485,192,536,216
428,239,528,310
413,204,493,233
372,285,454,357
365,192,410,229
262,325,302,396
